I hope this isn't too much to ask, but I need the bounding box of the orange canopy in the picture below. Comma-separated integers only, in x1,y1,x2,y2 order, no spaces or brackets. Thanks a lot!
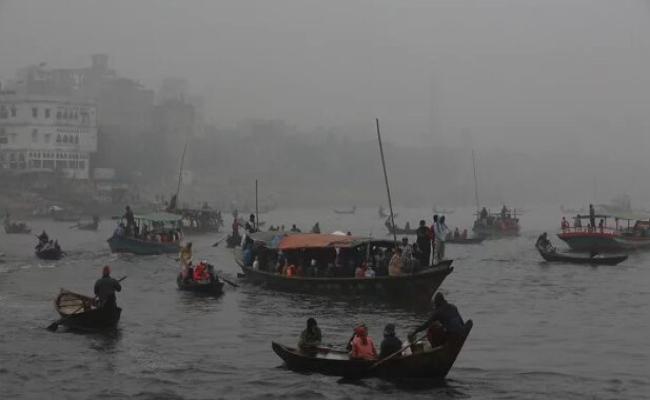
278,234,361,250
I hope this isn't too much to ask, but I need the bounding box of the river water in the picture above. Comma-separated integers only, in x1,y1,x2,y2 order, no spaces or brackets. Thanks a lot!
1,206,648,399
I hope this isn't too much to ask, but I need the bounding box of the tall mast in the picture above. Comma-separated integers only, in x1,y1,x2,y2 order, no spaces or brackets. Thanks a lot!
376,118,397,246
472,149,480,215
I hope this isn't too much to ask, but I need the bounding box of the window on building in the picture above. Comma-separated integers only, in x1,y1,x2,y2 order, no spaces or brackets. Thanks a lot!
43,159,54,169
57,111,61,120
11,106,16,117
78,160,85,170
63,135,69,144
32,107,38,118
0,105,7,119
45,109,51,118
75,136,79,144
30,159,42,169
44,134,50,144
32,129,38,143
56,134,61,144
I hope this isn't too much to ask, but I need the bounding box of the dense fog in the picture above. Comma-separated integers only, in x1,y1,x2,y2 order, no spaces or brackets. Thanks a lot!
2,0,650,209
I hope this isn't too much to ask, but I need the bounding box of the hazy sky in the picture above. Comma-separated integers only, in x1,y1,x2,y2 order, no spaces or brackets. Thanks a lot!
2,0,650,157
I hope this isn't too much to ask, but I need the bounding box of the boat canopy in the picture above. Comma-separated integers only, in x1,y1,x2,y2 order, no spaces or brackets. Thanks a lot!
133,212,182,223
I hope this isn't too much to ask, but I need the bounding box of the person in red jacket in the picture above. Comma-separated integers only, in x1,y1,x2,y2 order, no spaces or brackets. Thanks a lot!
349,324,378,360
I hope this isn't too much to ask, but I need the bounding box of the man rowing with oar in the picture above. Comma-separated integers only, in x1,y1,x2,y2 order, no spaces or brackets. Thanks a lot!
408,292,464,347
94,266,122,310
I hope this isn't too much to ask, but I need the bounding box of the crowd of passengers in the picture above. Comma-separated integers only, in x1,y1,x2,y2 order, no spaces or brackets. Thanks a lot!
112,205,182,243
242,235,438,278
297,293,465,359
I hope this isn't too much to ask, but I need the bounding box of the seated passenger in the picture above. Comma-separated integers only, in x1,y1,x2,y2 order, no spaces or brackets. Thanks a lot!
461,229,468,239
193,262,209,281
286,264,297,277
453,227,461,239
355,262,368,278
379,323,403,358
364,266,376,278
298,317,322,351
349,324,377,360
252,256,260,270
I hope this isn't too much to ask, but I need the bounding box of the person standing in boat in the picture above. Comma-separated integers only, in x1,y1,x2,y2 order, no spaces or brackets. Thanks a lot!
379,323,403,358
36,230,49,250
123,206,136,236
179,242,193,279
430,215,438,265
245,214,257,234
298,318,322,351
434,216,449,264
589,204,596,228
416,220,431,267
94,266,122,310
388,247,403,276
408,293,464,347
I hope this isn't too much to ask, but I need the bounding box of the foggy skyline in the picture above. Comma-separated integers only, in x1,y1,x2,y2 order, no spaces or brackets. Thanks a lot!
2,0,650,158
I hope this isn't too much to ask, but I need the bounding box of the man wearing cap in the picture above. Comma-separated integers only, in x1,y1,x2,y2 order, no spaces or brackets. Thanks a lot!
379,323,403,358
94,266,122,310
408,293,464,346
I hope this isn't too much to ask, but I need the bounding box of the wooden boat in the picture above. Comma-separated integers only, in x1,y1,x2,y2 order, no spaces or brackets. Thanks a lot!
272,320,473,379
171,207,224,234
446,237,484,245
107,212,182,255
4,221,31,234
557,213,624,252
536,244,627,265
334,206,356,215
472,208,520,238
234,233,453,302
176,274,224,295
54,289,121,331
385,219,416,235
36,245,64,260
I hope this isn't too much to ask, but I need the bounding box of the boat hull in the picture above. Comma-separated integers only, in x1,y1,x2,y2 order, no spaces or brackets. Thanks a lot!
176,274,224,295
55,290,121,331
614,236,650,250
447,237,484,245
36,248,63,260
235,250,453,302
272,320,472,379
557,232,622,252
536,245,627,266
107,235,180,255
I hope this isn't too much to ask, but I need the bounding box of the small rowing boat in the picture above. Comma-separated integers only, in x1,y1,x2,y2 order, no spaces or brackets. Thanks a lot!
536,244,627,266
54,289,121,331
272,320,472,379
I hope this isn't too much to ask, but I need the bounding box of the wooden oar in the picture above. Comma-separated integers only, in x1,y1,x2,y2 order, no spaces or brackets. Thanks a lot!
46,276,127,332
46,304,85,332
212,235,227,247
219,275,239,288
339,332,429,382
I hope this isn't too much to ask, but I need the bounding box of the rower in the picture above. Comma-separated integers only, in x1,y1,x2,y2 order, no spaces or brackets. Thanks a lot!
36,230,49,249
179,242,193,280
94,266,122,310
409,293,464,347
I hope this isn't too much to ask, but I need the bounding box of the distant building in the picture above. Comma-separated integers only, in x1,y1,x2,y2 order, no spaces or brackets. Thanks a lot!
0,92,97,179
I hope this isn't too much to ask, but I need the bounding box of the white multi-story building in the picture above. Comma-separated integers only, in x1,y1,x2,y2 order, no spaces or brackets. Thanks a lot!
0,93,97,179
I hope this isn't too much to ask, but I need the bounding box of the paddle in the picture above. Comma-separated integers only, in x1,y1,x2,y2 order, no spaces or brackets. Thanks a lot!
339,332,429,382
46,276,127,332
219,275,239,288
212,235,227,247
